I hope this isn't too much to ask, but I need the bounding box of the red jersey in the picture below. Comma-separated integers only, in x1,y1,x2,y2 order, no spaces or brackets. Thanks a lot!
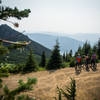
76,56,81,63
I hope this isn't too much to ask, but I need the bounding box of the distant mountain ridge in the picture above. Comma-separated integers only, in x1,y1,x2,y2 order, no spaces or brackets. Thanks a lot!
68,33,100,45
27,33,83,53
0,25,51,63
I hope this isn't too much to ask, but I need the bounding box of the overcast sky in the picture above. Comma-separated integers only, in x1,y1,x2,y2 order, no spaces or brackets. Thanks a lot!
1,0,100,34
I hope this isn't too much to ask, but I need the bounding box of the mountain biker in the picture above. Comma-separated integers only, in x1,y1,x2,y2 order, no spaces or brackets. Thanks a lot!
75,54,81,70
85,54,90,70
91,53,96,68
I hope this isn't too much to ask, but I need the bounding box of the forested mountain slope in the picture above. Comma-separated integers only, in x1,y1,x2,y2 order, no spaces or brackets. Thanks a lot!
0,24,51,63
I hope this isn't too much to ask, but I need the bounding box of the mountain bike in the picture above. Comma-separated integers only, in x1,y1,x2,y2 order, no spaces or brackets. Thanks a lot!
91,62,97,71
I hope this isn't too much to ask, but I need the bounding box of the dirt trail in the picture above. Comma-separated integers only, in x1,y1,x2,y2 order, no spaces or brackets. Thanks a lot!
1,64,100,100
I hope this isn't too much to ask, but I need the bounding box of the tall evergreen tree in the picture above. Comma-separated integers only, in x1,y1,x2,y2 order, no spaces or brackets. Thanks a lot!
97,38,100,59
0,0,31,65
69,49,73,57
40,51,46,67
82,41,91,55
47,40,63,70
63,52,66,62
23,49,38,73
65,51,70,62
92,44,97,53
77,46,82,55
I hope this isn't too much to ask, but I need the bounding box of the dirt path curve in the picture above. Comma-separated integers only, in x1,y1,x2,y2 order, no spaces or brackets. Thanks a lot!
1,64,100,100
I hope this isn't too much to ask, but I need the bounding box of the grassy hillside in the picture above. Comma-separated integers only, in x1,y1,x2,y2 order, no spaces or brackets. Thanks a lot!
1,64,100,100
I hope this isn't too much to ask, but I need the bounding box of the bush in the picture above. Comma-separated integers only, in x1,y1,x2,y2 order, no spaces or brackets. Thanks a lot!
0,65,9,77
69,59,75,67
17,95,35,100
38,67,46,71
0,66,9,73
12,63,25,73
62,62,70,68
55,78,76,100
0,63,25,74
0,77,37,100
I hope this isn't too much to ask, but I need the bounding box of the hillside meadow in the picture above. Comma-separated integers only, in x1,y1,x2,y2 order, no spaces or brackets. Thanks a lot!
1,64,100,100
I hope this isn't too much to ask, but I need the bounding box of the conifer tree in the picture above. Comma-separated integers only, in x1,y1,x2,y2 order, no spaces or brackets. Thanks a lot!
97,38,100,59
92,45,97,53
69,49,73,57
47,40,63,70
77,46,82,55
82,41,91,55
0,0,30,22
0,0,31,57
65,52,70,62
40,51,46,67
63,52,66,62
23,49,38,73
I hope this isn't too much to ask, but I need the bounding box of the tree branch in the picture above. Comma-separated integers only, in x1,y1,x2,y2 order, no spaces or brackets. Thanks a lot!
0,38,31,46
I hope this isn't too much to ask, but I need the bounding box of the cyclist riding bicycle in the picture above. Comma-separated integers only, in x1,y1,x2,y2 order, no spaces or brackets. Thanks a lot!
85,54,89,71
91,53,97,69
75,54,81,70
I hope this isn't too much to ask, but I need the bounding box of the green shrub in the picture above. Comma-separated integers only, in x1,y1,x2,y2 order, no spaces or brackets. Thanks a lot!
56,78,76,100
38,67,46,71
0,66,9,73
0,77,37,100
0,79,2,88
0,73,9,77
69,59,75,67
17,95,35,100
62,62,70,68
10,63,25,73
0,63,25,74
0,65,10,77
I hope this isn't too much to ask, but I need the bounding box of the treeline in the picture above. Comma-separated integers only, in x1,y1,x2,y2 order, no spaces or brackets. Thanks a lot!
1,38,100,73
62,39,100,67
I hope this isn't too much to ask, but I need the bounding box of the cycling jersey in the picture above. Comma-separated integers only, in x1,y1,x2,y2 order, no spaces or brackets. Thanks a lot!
92,54,96,60
76,56,81,63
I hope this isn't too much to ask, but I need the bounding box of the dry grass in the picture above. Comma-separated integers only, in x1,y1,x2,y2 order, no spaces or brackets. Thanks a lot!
1,64,100,100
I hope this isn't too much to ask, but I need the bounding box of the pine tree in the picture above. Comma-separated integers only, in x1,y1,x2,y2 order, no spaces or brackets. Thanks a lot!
97,38,100,59
23,49,38,73
69,49,73,57
92,45,97,53
0,0,30,22
82,41,91,56
65,52,70,62
0,0,31,57
47,40,63,70
40,51,46,67
77,46,82,55
63,52,66,62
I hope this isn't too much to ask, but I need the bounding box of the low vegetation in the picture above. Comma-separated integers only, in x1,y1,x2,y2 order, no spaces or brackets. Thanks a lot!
55,78,76,100
0,77,37,100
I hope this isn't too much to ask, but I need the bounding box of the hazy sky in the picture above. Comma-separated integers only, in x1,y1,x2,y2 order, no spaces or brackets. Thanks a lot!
1,0,100,34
